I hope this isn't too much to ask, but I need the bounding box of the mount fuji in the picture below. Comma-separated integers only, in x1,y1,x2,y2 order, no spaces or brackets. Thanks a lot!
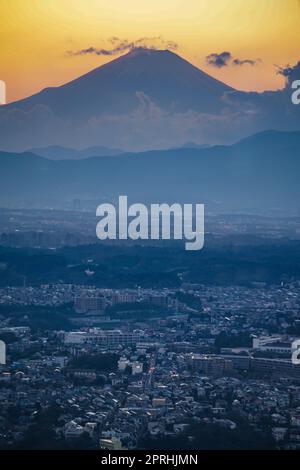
0,48,299,152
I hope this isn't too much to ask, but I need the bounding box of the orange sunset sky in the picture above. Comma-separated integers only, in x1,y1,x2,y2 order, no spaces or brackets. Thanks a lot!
1,0,300,103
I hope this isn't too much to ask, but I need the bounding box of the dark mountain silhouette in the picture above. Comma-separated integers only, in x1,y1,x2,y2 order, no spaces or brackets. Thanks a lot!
0,48,299,152
27,145,123,160
0,130,299,213
5,48,233,119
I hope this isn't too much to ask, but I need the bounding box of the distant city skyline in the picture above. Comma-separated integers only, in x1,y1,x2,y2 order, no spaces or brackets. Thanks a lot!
1,0,300,103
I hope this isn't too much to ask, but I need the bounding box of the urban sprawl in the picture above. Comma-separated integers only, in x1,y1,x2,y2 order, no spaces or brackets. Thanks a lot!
1,282,300,449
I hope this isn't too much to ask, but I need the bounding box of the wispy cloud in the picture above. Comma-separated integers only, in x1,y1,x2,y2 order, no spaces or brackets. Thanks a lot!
232,58,258,66
68,37,178,57
206,51,260,68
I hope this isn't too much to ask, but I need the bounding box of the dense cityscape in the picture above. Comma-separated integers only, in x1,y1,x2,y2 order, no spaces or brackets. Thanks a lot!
1,262,300,449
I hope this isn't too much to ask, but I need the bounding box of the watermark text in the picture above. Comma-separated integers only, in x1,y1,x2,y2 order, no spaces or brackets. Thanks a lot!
96,196,204,251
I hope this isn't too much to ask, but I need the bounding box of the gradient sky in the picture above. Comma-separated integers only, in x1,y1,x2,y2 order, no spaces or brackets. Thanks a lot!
1,0,300,103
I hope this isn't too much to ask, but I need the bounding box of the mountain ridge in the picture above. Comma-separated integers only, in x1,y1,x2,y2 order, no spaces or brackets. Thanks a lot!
3,48,233,119
0,48,299,152
0,129,299,213
26,144,123,160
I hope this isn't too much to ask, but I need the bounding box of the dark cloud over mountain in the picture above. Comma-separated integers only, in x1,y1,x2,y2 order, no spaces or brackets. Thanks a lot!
206,51,260,68
206,51,232,68
233,58,258,66
68,37,178,57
